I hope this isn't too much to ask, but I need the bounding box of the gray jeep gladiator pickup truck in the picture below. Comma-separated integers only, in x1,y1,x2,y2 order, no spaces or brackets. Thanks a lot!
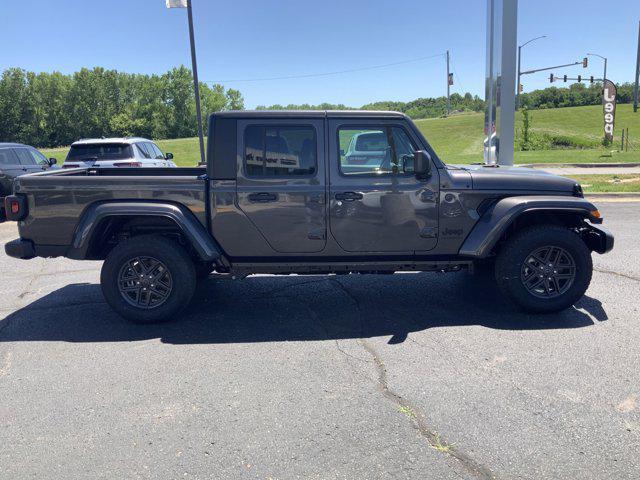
3,111,613,323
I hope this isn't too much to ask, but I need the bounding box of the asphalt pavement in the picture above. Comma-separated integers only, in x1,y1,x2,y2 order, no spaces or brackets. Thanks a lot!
0,201,639,480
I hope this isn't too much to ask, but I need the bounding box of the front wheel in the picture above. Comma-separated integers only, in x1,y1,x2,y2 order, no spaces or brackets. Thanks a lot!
495,225,593,313
101,235,196,323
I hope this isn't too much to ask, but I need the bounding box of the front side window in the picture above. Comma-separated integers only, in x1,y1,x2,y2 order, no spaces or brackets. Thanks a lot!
244,125,316,177
339,126,417,176
28,148,49,166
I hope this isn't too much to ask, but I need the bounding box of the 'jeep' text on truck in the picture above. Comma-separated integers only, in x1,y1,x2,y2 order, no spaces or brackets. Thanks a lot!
3,111,614,323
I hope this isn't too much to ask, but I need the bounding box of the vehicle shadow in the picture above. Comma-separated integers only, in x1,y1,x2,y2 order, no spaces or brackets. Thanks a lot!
0,272,607,345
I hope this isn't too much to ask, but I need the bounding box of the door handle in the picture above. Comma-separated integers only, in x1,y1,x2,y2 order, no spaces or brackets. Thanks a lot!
335,191,363,202
420,190,437,202
248,192,278,203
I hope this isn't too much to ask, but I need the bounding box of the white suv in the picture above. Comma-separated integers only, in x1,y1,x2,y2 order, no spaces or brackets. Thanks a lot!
62,138,177,169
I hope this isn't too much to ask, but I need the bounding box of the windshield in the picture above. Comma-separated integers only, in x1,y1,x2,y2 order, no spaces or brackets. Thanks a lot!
67,143,133,161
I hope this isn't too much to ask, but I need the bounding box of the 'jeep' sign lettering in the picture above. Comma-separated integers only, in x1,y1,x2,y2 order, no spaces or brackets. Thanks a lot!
603,79,617,143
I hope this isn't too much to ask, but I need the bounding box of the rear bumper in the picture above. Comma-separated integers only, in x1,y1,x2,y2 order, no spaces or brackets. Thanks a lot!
583,224,614,254
5,238,36,259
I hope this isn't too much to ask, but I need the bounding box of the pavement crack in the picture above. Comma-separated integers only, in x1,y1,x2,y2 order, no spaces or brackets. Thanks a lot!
359,338,497,480
594,267,640,282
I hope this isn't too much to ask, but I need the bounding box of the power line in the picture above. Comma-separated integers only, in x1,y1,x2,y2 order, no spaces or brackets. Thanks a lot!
203,53,446,84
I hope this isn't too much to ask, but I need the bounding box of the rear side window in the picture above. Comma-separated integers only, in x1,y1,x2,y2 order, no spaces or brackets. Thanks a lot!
67,143,133,161
148,143,165,159
136,143,151,158
338,126,417,176
13,148,37,166
0,148,19,166
244,125,317,177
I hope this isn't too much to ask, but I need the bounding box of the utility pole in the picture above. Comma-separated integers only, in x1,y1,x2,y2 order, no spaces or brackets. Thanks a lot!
634,20,640,113
446,50,451,115
187,0,206,166
516,35,547,109
166,0,206,165
588,53,607,81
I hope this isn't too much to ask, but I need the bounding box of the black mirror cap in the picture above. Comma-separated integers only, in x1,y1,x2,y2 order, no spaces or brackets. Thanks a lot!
48,157,57,165
413,150,432,178
165,153,174,160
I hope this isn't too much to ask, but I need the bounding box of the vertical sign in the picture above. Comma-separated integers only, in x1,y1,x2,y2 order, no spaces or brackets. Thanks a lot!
603,79,617,143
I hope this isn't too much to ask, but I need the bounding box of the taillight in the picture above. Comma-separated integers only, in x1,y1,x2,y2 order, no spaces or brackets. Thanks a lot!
4,195,28,221
114,162,142,167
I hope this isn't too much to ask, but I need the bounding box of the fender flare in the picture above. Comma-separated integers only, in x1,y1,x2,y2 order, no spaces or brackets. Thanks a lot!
459,195,600,258
67,201,222,262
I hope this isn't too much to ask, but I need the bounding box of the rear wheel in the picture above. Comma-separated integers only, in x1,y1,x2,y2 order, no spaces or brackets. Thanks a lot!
495,225,592,313
101,235,196,323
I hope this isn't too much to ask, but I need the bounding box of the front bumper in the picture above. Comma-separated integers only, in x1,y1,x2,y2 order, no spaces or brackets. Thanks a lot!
583,224,614,254
5,238,35,259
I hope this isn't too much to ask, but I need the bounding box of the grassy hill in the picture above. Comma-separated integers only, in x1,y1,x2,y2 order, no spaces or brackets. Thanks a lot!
417,103,640,164
43,104,640,166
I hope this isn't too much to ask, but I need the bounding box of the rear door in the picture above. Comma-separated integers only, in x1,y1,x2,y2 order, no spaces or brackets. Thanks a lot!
236,119,326,253
13,147,46,175
328,119,439,253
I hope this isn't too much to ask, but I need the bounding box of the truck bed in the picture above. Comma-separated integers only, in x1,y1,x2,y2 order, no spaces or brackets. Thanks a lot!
14,167,208,247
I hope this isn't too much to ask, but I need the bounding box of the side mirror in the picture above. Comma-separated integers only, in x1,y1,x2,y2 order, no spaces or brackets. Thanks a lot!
413,150,432,178
165,153,174,160
48,158,57,166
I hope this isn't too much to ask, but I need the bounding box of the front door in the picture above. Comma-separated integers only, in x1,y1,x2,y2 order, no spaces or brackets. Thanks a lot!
13,147,48,174
328,119,439,253
236,119,327,253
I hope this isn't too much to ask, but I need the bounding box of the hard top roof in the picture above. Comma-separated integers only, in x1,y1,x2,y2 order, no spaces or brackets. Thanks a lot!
71,137,150,146
212,110,409,119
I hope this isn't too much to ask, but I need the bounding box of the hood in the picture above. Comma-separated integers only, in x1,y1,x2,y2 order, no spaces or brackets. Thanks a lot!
453,165,578,193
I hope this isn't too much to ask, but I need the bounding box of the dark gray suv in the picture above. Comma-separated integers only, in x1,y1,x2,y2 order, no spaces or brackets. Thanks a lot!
0,143,57,219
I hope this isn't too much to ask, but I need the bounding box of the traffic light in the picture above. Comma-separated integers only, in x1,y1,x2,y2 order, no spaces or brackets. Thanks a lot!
563,75,568,82
583,57,588,68
550,73,554,83
590,76,595,83
518,84,524,93
577,75,582,82
448,73,454,86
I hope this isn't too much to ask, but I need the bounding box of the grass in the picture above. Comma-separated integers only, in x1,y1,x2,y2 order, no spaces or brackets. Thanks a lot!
41,104,640,169
563,174,640,193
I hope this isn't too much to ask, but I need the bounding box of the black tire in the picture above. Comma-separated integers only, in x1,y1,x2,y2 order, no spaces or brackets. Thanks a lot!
495,225,592,313
100,235,196,324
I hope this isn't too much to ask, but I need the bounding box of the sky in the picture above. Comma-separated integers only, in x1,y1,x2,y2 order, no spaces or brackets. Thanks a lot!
1,0,638,108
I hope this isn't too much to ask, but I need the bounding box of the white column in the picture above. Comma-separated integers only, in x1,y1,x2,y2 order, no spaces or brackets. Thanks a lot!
484,0,518,166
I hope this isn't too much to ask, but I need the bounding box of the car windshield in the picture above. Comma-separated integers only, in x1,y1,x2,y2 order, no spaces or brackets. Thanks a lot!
67,143,133,161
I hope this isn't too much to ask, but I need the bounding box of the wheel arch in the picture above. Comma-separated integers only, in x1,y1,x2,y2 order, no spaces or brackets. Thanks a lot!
459,195,602,258
67,201,223,262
